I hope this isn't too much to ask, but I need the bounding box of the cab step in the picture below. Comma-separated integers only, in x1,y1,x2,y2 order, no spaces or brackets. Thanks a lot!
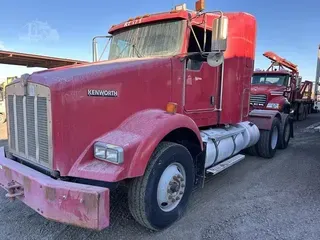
206,154,245,175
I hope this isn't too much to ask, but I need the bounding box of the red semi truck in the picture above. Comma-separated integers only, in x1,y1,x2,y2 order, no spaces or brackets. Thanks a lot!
251,51,315,121
0,1,292,231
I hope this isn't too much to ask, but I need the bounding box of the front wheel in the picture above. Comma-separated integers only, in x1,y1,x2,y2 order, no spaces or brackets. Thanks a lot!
256,118,280,159
128,142,195,231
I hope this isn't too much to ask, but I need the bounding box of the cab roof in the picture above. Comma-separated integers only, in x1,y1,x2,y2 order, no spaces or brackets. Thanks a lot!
108,10,254,33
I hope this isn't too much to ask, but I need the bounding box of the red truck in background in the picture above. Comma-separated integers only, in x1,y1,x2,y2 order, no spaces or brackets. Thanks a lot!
251,52,315,121
0,1,293,231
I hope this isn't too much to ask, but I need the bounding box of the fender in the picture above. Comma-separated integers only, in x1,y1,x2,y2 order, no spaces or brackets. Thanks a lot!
267,96,290,112
68,109,203,182
249,109,282,130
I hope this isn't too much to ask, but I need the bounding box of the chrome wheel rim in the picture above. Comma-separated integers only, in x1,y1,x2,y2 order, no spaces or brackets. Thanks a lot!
157,162,186,212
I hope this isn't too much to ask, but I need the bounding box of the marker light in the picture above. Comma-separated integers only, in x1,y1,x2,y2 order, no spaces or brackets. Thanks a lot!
166,102,177,114
195,0,205,12
175,3,187,11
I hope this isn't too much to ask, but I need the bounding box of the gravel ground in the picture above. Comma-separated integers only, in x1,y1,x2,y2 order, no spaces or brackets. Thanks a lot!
0,115,320,240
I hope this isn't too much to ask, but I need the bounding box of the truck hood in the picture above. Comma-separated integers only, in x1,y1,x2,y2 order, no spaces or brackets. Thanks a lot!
251,84,286,95
29,57,173,175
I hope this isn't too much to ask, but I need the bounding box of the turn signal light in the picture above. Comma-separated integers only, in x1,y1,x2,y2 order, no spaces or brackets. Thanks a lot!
166,102,178,114
195,0,205,12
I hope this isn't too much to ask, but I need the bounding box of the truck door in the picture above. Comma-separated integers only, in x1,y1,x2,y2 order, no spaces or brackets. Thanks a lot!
183,58,220,114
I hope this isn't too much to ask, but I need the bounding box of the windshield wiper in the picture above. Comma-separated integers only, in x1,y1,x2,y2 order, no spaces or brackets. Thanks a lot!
115,42,143,59
132,44,143,58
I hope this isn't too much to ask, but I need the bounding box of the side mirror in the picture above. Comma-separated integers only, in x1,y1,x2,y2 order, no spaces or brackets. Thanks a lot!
211,16,228,52
207,52,224,67
297,76,302,88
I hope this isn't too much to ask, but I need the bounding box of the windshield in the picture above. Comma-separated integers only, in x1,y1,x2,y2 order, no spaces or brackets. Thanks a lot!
251,74,289,86
108,20,184,60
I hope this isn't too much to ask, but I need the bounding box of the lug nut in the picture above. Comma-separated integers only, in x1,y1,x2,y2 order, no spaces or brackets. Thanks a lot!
172,198,176,203
181,184,185,188
176,196,180,200
173,176,179,181
168,195,173,200
179,191,184,195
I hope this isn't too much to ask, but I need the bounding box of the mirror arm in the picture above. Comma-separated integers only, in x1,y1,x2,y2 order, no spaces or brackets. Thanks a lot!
203,14,207,51
188,21,203,53
92,35,112,62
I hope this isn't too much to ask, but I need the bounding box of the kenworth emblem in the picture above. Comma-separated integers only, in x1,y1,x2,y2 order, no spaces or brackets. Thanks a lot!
87,89,118,97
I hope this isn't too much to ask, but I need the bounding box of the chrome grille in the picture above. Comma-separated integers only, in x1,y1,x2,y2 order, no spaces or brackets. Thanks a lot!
7,84,52,169
37,97,49,163
250,94,267,106
8,95,15,150
26,96,36,158
16,96,25,154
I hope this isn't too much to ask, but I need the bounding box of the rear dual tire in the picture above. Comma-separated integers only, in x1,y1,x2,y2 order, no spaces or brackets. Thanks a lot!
248,118,281,158
277,116,291,149
297,104,307,121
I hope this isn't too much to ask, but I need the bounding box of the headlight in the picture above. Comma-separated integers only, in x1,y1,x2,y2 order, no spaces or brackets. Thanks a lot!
270,91,284,96
266,103,280,109
94,142,124,164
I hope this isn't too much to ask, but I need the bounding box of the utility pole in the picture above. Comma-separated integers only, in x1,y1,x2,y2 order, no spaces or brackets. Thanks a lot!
315,45,320,101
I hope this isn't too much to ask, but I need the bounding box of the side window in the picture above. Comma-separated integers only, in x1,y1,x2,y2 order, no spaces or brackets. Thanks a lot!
187,26,212,71
284,75,290,87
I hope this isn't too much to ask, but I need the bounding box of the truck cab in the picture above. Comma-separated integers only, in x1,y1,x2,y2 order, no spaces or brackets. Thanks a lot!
251,70,291,113
251,51,315,120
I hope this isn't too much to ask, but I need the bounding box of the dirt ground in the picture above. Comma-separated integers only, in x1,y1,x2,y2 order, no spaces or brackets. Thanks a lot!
1,115,320,240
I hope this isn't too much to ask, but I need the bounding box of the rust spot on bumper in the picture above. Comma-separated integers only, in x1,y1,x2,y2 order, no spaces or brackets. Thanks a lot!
45,187,56,201
23,176,31,191
4,166,12,180
82,192,99,210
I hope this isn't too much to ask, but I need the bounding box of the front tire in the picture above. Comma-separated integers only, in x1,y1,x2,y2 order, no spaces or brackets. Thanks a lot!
128,142,195,231
277,117,291,149
256,118,280,158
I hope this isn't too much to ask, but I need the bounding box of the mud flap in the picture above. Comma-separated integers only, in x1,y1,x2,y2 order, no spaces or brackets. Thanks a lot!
194,143,206,189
